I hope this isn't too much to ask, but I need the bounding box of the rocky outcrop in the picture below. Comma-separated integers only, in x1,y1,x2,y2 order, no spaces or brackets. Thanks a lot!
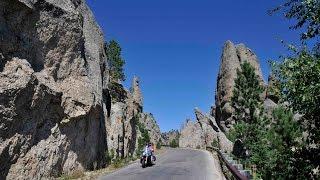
194,108,219,147
179,108,233,153
161,130,180,146
235,44,264,83
132,76,143,110
196,109,233,153
215,40,265,132
139,113,162,145
179,119,205,149
263,98,277,118
266,74,280,103
106,77,161,159
106,79,141,159
0,0,108,179
210,106,216,118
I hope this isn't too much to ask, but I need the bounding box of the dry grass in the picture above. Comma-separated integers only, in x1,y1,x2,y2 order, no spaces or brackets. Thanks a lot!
58,170,85,180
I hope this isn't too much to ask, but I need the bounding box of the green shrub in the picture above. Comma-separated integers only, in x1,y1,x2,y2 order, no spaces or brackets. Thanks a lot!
271,49,320,178
156,141,162,149
266,106,303,178
229,59,317,178
169,139,179,148
112,158,125,169
270,0,320,40
136,121,150,156
105,149,115,164
211,139,219,148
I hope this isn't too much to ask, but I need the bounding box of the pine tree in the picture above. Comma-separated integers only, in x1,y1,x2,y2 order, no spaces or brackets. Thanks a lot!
230,61,266,148
229,61,269,176
105,40,125,82
231,61,264,124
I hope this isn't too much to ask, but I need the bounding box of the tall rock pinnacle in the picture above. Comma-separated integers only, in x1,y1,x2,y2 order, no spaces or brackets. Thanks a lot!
132,76,143,108
215,40,264,132
235,43,264,83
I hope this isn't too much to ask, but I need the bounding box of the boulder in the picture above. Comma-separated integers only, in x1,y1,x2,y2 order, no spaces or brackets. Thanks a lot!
232,139,246,158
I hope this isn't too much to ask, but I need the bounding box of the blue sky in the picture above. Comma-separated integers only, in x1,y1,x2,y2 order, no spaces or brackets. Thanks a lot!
87,0,300,132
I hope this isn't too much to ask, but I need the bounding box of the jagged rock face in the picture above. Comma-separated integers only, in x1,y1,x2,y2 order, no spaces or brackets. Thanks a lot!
106,82,139,159
179,119,205,149
235,44,264,83
210,106,216,117
264,98,277,118
215,40,264,132
106,100,137,159
138,113,162,144
194,108,219,147
161,130,179,146
0,0,108,179
106,76,158,159
179,108,233,152
194,109,233,153
266,74,280,103
107,102,126,158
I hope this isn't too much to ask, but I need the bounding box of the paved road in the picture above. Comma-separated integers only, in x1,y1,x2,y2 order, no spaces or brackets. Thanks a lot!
99,148,225,180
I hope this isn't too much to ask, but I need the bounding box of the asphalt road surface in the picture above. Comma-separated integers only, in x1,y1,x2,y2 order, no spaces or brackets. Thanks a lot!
99,148,225,180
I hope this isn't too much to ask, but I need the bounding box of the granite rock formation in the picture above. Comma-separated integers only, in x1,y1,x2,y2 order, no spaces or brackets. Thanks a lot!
0,0,108,179
179,119,205,149
194,108,218,147
161,130,180,146
132,76,143,110
215,40,265,132
179,108,233,153
106,81,139,159
106,77,161,159
139,113,162,145
266,74,280,103
0,1,162,177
